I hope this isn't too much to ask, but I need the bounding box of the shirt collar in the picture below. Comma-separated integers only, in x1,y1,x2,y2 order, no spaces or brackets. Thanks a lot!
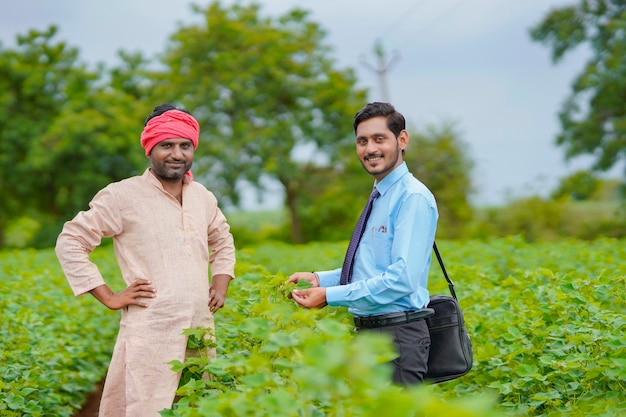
142,168,191,191
374,162,408,196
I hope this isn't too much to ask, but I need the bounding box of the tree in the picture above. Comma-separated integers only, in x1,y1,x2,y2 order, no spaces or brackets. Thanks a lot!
0,26,92,246
551,170,599,201
0,27,150,247
404,122,474,239
295,156,373,243
150,1,367,243
30,50,154,227
530,1,626,179
27,91,148,245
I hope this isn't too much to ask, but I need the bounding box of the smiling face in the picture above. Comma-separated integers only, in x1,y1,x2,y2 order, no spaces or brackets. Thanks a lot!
149,138,194,182
355,116,408,181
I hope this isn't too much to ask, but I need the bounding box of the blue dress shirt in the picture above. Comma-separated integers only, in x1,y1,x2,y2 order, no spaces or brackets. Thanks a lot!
317,162,438,317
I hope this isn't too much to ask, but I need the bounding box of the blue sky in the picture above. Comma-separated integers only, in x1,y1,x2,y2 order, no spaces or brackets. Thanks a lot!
1,0,615,208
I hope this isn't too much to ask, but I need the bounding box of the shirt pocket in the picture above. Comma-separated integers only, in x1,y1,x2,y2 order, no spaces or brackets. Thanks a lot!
369,223,392,267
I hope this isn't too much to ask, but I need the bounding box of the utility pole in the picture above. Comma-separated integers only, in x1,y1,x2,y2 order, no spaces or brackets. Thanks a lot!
360,39,400,103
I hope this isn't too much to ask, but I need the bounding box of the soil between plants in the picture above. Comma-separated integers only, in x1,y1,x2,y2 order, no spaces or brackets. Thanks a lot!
72,380,103,417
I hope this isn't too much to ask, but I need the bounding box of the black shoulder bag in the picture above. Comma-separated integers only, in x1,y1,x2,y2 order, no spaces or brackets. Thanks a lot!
424,242,473,383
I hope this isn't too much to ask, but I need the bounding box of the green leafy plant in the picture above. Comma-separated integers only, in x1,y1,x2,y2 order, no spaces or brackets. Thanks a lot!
2,237,625,416
0,247,122,416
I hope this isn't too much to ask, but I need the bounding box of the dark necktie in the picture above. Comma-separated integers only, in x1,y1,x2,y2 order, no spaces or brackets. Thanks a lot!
340,188,380,285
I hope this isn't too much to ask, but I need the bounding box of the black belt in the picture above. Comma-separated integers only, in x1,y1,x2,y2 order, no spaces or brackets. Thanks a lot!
353,308,435,329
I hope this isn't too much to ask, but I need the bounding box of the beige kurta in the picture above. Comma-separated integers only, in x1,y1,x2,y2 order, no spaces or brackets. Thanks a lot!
55,169,236,417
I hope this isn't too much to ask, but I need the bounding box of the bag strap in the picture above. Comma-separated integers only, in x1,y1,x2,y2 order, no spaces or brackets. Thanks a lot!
433,242,457,300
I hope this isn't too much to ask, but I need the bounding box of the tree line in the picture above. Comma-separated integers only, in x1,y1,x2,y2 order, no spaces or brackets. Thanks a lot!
0,2,476,248
1,0,624,248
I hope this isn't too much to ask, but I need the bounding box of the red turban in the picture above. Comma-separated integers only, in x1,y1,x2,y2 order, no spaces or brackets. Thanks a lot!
140,110,200,157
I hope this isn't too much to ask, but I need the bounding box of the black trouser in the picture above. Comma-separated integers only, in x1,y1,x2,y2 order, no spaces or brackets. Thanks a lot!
359,319,431,385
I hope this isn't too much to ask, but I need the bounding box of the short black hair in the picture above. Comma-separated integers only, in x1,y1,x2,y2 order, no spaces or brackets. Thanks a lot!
353,102,406,138
144,103,191,126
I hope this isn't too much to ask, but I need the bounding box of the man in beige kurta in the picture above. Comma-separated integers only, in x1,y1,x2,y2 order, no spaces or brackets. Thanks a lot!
56,104,235,416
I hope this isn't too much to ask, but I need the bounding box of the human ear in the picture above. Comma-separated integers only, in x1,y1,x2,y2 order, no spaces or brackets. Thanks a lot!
398,129,409,150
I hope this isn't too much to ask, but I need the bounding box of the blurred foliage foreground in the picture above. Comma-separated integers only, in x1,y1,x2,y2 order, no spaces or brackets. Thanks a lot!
1,237,625,416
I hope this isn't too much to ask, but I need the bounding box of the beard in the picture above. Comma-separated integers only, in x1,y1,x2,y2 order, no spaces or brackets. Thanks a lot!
150,158,193,181
360,149,401,179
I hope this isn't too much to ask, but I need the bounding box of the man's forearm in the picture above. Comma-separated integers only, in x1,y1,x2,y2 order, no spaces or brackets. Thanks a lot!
89,284,117,309
211,274,233,295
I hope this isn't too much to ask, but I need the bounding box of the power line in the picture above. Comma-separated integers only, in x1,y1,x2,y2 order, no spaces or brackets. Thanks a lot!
378,0,427,39
358,1,425,102
359,0,463,102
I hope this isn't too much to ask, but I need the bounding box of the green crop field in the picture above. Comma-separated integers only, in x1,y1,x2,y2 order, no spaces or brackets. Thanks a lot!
1,237,625,416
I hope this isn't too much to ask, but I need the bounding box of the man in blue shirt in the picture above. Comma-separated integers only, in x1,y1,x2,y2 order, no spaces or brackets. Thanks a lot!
288,102,438,385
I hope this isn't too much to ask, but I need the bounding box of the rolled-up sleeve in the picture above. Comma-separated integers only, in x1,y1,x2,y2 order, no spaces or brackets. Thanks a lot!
55,187,123,296
206,201,236,279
